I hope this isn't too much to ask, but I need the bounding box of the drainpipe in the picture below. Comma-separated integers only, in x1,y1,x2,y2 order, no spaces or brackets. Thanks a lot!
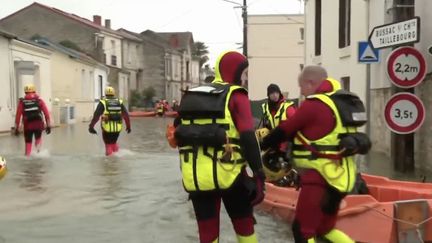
365,0,371,139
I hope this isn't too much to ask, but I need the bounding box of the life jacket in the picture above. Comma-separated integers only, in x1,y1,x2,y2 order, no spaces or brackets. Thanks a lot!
292,85,370,193
175,82,247,192
261,100,294,129
22,98,42,122
156,103,164,114
100,97,123,133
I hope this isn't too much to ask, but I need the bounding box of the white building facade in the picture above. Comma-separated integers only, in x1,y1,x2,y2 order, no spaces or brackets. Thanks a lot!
248,14,304,100
0,32,14,132
304,0,432,170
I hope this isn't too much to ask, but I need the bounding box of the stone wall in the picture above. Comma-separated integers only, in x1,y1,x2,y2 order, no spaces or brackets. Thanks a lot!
141,41,166,100
370,76,432,171
370,88,392,156
415,75,432,171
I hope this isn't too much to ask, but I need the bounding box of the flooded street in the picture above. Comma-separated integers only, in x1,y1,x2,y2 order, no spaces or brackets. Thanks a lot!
0,118,292,243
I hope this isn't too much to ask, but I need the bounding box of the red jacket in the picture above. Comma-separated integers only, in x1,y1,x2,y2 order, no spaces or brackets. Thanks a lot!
278,80,335,141
268,97,296,123
15,93,51,131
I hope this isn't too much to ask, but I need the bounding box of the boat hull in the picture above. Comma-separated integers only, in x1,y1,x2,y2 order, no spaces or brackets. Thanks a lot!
260,173,432,243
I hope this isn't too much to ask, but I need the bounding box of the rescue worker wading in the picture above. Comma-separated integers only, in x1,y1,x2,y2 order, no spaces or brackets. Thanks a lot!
15,84,51,156
261,66,371,243
175,51,265,243
88,86,131,156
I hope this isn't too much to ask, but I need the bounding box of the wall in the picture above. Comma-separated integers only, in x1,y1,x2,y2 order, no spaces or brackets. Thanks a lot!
414,0,432,171
122,39,144,91
118,72,129,105
305,0,369,102
191,60,200,85
10,39,52,126
305,0,432,170
0,36,13,132
248,14,304,100
141,40,166,100
103,33,122,69
50,51,101,123
94,66,108,101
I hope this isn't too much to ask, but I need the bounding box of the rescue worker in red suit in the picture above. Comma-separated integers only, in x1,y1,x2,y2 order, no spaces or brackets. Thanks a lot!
261,66,356,243
15,84,51,156
88,86,131,156
175,51,265,243
258,84,296,182
155,100,166,116
261,83,296,130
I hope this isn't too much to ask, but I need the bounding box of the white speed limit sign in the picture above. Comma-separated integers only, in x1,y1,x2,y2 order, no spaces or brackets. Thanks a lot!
386,46,426,88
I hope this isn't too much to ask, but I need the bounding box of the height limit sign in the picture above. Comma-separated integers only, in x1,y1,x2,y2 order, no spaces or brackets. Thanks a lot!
386,46,426,88
384,93,425,134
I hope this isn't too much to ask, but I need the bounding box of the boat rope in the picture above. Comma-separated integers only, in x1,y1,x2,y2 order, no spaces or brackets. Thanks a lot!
363,205,432,243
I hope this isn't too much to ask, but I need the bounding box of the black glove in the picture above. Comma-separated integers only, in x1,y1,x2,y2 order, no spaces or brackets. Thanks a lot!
45,126,51,135
126,127,131,134
14,128,19,136
250,169,266,206
261,127,287,151
88,127,97,134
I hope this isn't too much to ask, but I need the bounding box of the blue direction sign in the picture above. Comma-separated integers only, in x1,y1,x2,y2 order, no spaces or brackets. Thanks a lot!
358,41,379,63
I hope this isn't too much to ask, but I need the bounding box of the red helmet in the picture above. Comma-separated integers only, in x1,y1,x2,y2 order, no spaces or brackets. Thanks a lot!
214,51,248,85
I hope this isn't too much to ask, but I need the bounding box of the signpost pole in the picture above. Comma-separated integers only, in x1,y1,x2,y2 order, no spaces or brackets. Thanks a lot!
391,0,415,172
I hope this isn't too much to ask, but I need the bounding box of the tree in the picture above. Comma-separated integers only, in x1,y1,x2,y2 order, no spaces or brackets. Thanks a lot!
130,90,143,107
193,41,209,68
142,86,156,103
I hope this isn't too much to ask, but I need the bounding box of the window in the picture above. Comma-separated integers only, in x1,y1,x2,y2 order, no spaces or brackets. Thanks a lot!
165,55,172,79
339,0,351,48
111,40,115,52
186,61,190,81
81,69,86,99
89,71,94,98
299,27,304,41
341,76,350,91
81,70,92,99
126,43,131,64
315,0,322,56
111,55,117,66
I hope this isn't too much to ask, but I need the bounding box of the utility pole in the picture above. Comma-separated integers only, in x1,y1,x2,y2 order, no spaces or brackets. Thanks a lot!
391,0,415,172
222,0,247,56
242,0,248,57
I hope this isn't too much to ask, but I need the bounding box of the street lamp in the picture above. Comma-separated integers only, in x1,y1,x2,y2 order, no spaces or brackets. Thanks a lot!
221,0,248,57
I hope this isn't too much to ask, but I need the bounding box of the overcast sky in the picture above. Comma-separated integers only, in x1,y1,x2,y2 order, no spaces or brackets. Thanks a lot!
0,0,303,65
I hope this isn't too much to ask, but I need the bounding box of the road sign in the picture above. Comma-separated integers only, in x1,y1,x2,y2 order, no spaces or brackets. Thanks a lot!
358,41,379,63
386,46,426,88
369,17,420,49
384,92,425,134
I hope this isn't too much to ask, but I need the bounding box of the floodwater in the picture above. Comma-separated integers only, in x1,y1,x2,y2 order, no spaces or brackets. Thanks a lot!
0,118,292,243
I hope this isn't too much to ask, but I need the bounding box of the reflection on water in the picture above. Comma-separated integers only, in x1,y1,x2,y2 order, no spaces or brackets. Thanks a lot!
364,151,432,183
17,159,47,192
0,118,294,243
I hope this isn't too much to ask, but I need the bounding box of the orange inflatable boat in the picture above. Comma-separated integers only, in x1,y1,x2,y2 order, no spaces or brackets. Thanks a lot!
260,173,432,243
129,111,178,118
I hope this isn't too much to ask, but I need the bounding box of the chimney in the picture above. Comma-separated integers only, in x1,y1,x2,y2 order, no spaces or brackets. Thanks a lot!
105,19,111,29
93,15,101,26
